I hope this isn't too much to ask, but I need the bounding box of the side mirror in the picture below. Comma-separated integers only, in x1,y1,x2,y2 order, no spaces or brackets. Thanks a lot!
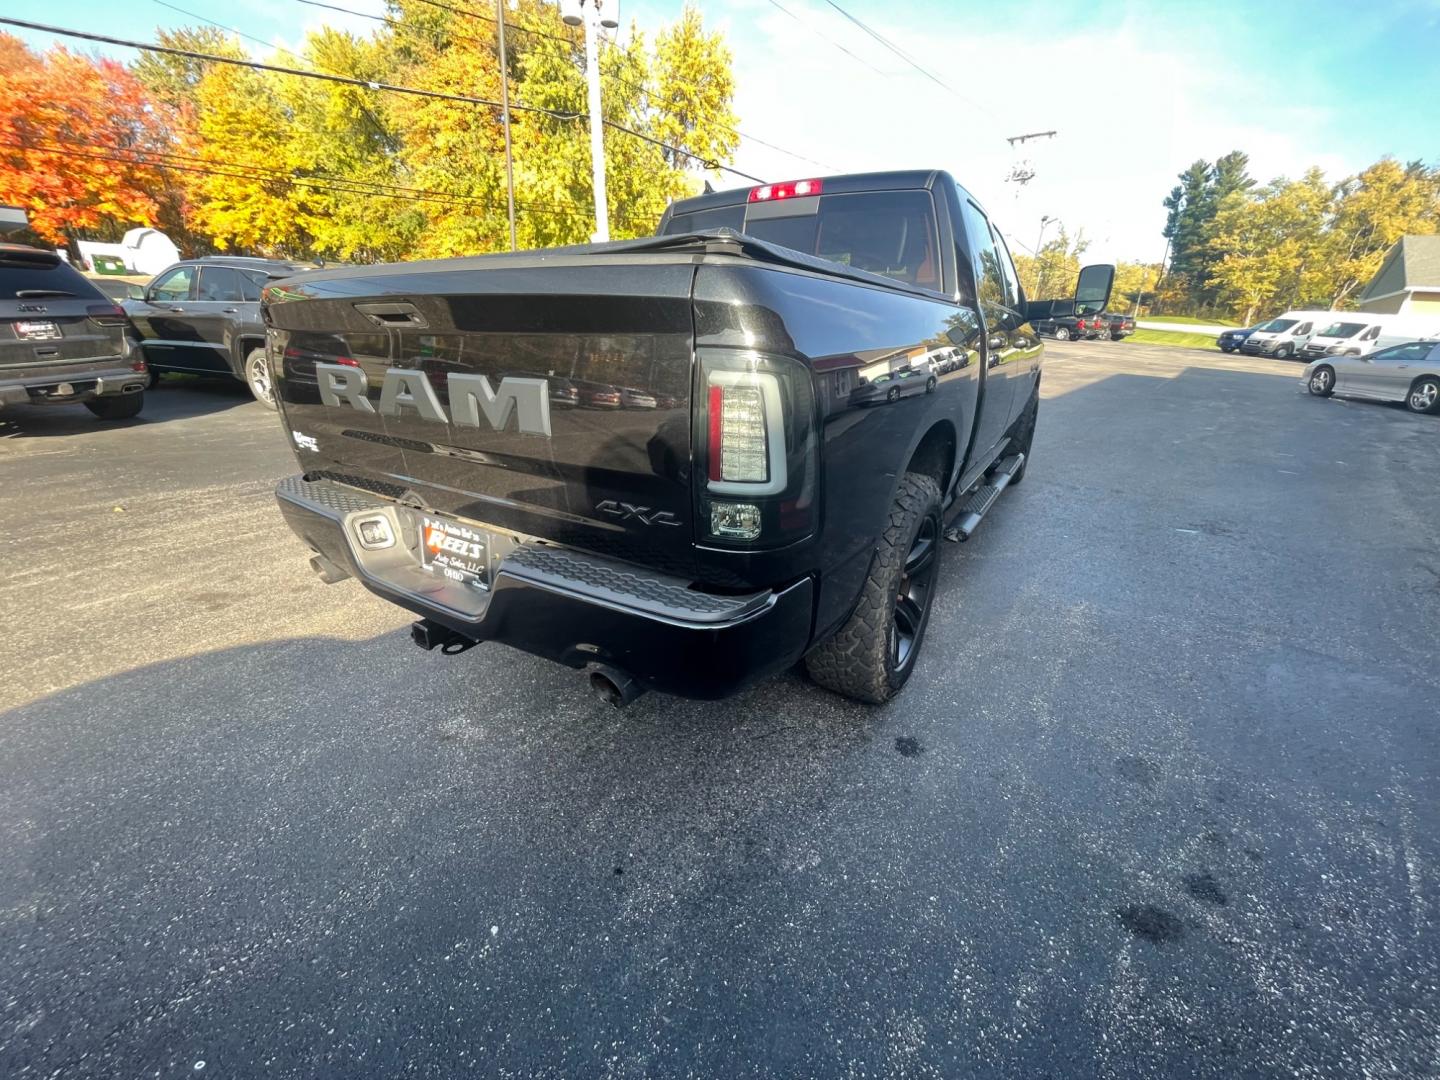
125,284,147,301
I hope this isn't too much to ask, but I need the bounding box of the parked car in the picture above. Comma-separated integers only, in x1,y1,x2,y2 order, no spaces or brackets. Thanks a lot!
1297,313,1440,362
1302,340,1440,414
1240,311,1328,359
1106,313,1136,340
265,169,1113,705
123,256,319,408
1216,326,1255,352
851,366,937,406
1,243,148,420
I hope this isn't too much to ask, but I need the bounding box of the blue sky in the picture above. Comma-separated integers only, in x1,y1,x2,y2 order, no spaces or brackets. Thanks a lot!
7,0,1439,259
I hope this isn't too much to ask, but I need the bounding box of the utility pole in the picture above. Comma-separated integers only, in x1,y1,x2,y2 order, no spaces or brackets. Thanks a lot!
562,0,620,242
496,0,516,251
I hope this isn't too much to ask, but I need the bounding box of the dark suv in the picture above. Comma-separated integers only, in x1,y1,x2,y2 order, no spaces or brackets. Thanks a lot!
124,256,316,409
2,244,148,421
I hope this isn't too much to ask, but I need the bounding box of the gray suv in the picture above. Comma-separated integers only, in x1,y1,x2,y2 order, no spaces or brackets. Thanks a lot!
124,256,316,409
2,244,147,421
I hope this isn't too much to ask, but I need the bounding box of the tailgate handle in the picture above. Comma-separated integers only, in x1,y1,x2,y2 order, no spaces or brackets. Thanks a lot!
356,302,428,329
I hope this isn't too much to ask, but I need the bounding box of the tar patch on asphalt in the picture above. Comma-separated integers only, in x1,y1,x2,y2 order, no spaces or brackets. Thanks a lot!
1116,904,1185,944
1114,755,1160,787
894,736,923,757
1183,871,1228,905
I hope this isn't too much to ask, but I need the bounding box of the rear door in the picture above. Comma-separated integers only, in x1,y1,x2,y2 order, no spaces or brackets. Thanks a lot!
189,265,250,374
956,197,1014,458
990,223,1041,427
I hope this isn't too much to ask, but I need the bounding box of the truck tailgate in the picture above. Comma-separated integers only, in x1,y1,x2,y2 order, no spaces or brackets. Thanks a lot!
266,259,697,574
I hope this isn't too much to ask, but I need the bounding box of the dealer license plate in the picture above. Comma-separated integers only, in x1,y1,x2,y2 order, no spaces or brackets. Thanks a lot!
419,514,491,591
14,320,61,340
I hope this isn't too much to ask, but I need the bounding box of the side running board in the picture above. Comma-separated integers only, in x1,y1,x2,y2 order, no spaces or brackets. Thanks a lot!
944,453,1025,542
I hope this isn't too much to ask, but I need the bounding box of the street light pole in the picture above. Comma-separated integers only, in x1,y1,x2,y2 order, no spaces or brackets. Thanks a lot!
582,5,608,242
563,0,617,242
1033,215,1056,297
496,0,516,251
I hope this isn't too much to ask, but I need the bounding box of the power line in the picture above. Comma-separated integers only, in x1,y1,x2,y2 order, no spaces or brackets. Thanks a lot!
763,0,891,79
602,65,840,173
0,16,579,117
152,0,274,50
293,0,494,49
398,0,577,48
9,133,651,225
4,16,760,184
820,0,980,107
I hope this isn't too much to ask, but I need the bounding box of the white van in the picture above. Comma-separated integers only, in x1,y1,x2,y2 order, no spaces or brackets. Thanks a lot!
1298,313,1440,361
1240,310,1331,359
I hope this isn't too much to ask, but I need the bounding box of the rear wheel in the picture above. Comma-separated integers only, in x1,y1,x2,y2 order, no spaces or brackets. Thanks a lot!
804,473,942,704
243,347,276,409
85,392,144,420
1308,365,1335,397
1054,327,1070,341
1407,376,1440,414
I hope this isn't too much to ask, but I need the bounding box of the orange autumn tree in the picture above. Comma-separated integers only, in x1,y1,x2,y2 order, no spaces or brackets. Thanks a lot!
0,34,168,247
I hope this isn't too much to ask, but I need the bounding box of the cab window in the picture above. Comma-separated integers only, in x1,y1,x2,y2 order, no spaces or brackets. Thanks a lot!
1294,322,1312,335
664,205,745,234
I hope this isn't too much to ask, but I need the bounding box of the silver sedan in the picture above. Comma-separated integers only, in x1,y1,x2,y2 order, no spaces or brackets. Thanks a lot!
1301,340,1440,414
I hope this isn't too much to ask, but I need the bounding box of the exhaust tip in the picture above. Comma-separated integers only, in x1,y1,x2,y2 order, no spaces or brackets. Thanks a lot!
586,664,644,709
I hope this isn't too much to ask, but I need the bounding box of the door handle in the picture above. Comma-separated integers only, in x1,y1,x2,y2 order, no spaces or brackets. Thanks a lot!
222,308,239,313
168,306,185,312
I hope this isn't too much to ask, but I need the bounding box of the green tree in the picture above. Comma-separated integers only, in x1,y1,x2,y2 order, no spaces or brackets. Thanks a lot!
1205,169,1335,324
1319,158,1440,308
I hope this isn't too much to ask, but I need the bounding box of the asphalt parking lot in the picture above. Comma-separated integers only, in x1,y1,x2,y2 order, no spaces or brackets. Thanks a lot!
2,341,1437,1077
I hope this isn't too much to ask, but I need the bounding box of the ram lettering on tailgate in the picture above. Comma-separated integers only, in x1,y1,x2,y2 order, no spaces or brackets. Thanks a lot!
314,362,552,436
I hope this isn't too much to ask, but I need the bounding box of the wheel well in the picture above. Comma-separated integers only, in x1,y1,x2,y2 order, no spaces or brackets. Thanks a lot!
906,421,956,493
1411,373,1439,392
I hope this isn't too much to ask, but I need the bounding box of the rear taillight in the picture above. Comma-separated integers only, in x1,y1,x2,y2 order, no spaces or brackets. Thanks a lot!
748,178,823,202
1076,320,1087,330
87,303,128,326
705,370,785,493
696,352,816,547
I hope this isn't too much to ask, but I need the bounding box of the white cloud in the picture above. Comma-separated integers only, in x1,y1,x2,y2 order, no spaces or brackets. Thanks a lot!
714,0,1375,261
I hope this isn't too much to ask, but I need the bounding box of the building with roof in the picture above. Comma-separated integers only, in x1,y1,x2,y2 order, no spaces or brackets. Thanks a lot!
1356,235,1440,315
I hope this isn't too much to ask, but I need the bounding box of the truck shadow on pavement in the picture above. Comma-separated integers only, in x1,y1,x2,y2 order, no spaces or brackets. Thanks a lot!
0,377,256,438
3,355,1437,1077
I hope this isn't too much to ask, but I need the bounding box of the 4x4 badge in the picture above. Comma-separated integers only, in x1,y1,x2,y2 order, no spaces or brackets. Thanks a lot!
596,500,681,527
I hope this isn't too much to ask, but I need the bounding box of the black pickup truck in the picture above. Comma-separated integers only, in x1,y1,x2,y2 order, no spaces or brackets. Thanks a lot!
263,171,1113,704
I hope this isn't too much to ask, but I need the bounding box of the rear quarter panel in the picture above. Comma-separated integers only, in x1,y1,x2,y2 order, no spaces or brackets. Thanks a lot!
693,261,979,630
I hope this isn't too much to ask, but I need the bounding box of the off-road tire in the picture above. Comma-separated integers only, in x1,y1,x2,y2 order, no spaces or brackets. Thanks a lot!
804,473,942,704
85,392,144,420
1308,365,1335,398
